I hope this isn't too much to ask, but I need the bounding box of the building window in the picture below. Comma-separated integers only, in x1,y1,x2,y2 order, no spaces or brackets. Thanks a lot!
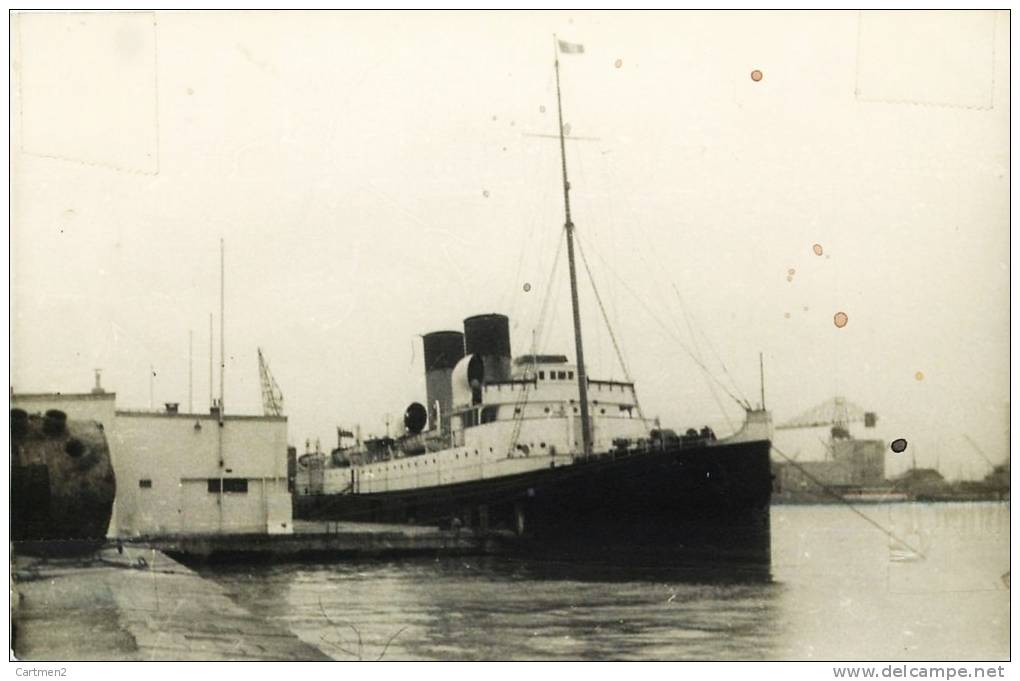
208,478,248,493
139,479,152,489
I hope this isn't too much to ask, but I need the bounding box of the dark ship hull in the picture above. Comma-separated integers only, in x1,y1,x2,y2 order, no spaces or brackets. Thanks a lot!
295,439,772,570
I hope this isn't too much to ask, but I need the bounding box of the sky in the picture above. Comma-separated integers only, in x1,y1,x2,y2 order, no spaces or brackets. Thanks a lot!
10,11,1010,479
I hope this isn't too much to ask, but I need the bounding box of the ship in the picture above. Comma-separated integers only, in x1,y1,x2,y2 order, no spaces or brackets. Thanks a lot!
294,39,774,570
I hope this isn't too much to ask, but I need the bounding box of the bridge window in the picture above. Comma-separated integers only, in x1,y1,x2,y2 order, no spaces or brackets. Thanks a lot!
481,406,499,423
139,479,152,489
558,371,566,380
539,371,545,380
568,371,574,379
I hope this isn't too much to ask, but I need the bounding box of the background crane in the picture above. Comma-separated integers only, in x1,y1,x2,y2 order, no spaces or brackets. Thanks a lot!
776,396,877,442
257,347,284,417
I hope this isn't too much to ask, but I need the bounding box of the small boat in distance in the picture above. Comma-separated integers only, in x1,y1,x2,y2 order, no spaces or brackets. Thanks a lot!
294,38,774,570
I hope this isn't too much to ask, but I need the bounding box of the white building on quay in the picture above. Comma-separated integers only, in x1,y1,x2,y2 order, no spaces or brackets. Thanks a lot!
11,382,293,539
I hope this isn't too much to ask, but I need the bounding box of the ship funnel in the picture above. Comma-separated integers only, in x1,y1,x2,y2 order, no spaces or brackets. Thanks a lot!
422,330,465,432
463,313,511,383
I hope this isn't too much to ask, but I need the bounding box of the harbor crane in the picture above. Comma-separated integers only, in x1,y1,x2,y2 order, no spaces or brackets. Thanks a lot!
777,396,877,442
257,347,284,416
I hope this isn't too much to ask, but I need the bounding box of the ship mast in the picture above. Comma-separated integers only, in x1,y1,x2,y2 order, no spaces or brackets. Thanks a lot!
553,37,593,458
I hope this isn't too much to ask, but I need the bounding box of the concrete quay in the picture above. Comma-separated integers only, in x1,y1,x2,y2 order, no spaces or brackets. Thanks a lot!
11,545,330,661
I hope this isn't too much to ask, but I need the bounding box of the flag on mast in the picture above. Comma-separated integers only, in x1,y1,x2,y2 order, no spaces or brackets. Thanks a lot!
557,39,585,54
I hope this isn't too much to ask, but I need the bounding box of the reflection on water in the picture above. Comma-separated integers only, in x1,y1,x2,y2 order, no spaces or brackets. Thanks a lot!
203,503,1009,660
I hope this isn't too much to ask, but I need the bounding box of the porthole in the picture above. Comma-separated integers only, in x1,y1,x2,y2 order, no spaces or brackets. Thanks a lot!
540,442,546,448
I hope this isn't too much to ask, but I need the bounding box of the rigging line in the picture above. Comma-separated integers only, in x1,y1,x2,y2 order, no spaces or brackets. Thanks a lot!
534,229,566,352
693,313,750,408
584,239,748,410
572,132,613,378
574,234,646,425
671,282,750,413
771,443,927,560
597,147,628,366
673,281,746,407
538,253,567,355
668,283,728,411
674,290,736,432
508,232,565,455
506,172,553,322
606,217,734,407
533,226,567,355
598,150,744,407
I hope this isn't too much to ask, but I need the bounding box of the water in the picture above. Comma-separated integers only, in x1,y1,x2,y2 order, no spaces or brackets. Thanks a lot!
203,503,1009,660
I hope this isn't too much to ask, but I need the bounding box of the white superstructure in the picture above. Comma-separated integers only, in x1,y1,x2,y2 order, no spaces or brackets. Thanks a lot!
302,353,650,497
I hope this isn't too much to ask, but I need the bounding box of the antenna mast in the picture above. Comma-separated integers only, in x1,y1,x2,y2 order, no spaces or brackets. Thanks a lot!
208,313,214,410
759,352,765,410
219,238,225,423
553,35,592,458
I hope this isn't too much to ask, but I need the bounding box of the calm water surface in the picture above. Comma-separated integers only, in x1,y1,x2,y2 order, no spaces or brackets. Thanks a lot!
204,503,1009,660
